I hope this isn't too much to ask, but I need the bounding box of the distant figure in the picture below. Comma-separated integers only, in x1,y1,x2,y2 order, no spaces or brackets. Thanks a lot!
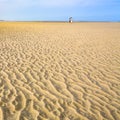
69,17,72,23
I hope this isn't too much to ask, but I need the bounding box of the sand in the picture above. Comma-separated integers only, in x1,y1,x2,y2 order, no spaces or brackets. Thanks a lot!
0,22,120,120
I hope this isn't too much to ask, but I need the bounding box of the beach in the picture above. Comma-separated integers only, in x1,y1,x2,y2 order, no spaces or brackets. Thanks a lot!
0,22,120,120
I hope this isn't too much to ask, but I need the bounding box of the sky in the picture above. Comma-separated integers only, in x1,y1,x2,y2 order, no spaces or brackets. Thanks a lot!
0,0,120,21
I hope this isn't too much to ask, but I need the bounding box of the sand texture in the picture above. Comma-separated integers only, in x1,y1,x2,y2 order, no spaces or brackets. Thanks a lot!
0,22,120,120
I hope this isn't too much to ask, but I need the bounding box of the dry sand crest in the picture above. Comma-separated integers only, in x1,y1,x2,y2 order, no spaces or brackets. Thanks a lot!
0,22,120,120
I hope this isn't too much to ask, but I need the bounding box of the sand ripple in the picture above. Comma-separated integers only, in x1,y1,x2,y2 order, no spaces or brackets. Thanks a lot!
0,22,120,120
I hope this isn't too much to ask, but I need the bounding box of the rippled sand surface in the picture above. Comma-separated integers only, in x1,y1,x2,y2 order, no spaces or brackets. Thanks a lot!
0,22,120,120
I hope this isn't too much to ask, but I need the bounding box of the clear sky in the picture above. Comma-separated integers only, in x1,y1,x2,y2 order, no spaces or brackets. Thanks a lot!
0,0,120,21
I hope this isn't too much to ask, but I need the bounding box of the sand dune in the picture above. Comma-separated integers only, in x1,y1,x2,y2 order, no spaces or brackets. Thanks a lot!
0,22,120,120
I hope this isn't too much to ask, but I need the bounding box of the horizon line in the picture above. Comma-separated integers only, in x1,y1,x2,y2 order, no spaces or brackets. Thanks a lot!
0,20,120,22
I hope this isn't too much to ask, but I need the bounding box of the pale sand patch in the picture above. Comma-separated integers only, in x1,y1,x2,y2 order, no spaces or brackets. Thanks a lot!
0,22,120,120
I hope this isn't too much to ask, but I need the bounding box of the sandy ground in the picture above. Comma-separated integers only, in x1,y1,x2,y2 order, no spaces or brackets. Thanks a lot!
0,22,120,120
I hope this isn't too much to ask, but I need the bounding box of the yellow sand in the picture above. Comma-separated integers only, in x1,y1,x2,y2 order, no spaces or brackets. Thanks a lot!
0,22,120,120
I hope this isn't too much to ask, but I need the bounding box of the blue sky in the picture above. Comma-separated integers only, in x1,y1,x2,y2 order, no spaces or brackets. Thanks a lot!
0,0,120,21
